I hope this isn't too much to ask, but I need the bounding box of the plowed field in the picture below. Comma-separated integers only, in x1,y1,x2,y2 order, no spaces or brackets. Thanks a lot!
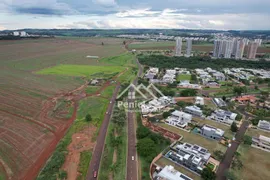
0,38,126,179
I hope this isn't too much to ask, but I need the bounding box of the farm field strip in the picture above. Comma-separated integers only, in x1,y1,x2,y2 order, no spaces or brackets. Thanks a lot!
0,38,129,179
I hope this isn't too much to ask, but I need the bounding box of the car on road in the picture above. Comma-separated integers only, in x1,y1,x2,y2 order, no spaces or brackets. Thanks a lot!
93,171,97,178
106,112,108,114
110,101,112,103
132,156,134,161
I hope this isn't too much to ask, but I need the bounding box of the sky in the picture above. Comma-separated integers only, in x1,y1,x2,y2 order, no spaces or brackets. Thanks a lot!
0,0,270,30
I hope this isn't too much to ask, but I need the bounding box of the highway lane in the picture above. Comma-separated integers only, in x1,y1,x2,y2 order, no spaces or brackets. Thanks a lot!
126,58,143,180
86,83,120,180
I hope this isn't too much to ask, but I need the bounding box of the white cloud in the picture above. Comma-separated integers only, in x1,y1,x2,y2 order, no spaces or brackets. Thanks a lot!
0,26,6,30
92,0,117,7
209,20,224,26
116,8,159,17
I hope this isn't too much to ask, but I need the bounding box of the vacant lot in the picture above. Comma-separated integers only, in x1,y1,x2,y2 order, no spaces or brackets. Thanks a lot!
231,144,270,180
176,74,192,81
0,37,127,179
156,123,226,154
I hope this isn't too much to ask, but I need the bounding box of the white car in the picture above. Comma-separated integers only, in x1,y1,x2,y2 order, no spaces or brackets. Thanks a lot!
132,156,135,161
110,101,112,104
106,112,108,114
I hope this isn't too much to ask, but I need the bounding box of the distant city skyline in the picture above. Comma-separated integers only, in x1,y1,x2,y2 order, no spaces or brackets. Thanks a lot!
0,0,270,30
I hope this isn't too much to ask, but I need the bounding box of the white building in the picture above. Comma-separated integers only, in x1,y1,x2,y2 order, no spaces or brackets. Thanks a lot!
175,37,182,56
210,109,237,125
252,135,270,152
178,80,201,89
13,31,20,36
184,106,203,117
235,40,245,59
186,38,192,57
20,31,27,37
155,165,193,180
224,40,234,58
200,125,224,140
212,72,226,81
166,110,192,128
195,97,204,105
255,39,262,46
258,120,270,131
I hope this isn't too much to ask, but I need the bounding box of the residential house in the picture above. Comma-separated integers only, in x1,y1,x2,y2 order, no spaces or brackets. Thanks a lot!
212,72,226,81
205,81,220,87
258,120,270,131
200,125,224,140
141,96,174,115
195,97,204,105
184,106,203,117
155,165,193,180
213,98,226,107
166,110,192,128
167,143,211,173
234,95,257,104
210,109,237,125
252,135,270,151
162,74,176,84
178,80,201,89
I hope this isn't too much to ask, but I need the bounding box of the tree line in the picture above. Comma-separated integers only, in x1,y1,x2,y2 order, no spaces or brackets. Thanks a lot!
138,55,270,70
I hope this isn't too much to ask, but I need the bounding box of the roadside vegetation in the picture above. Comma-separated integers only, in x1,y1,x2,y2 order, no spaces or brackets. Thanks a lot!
136,114,171,180
98,106,127,180
37,97,108,180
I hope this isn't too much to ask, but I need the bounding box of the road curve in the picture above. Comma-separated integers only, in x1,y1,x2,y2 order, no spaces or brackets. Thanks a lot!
86,83,120,180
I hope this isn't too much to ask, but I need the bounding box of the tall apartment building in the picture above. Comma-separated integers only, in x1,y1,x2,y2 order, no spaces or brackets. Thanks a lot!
224,40,233,58
247,42,259,59
175,37,182,56
213,39,233,58
232,38,238,56
235,40,245,59
186,38,192,57
255,39,262,46
242,38,250,46
213,40,223,58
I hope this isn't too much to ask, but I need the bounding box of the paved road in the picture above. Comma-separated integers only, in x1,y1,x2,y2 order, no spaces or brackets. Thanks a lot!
216,120,249,180
86,84,120,180
126,59,143,180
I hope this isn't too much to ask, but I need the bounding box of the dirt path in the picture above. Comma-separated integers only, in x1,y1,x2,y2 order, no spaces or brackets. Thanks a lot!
62,126,97,180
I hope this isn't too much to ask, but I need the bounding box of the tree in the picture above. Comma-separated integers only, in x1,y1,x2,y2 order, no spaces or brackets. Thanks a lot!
222,95,226,101
85,114,92,122
58,170,67,180
255,85,259,90
136,138,156,158
230,122,238,132
213,150,225,161
233,86,247,96
201,167,216,180
180,89,198,97
136,126,150,139
243,135,252,145
163,111,171,119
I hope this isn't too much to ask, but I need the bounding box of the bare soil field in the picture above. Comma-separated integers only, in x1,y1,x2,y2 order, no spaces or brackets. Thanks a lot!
0,38,126,179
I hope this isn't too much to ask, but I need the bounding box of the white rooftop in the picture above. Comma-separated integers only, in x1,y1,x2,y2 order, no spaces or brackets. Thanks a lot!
157,165,193,180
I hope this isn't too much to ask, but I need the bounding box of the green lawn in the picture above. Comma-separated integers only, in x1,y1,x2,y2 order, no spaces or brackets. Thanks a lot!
99,53,136,67
156,123,227,154
101,85,115,98
77,97,109,126
245,128,270,138
85,86,99,94
155,157,200,180
231,144,270,180
36,64,125,78
117,67,137,83
77,151,92,180
177,74,192,81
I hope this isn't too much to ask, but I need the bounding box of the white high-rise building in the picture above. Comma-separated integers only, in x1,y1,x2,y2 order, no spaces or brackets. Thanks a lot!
175,37,182,56
255,39,262,46
186,38,192,57
213,40,223,58
243,38,250,46
235,40,245,59
224,40,234,58
247,42,259,59
232,38,238,56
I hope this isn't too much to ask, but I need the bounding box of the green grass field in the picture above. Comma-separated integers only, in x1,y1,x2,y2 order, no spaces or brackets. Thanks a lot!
85,86,100,94
101,85,115,98
37,64,125,78
231,144,270,180
176,74,192,81
100,53,136,67
77,151,92,180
